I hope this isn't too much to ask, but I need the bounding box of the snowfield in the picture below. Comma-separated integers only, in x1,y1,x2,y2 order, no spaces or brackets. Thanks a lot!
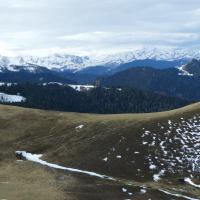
0,93,26,103
1,47,200,72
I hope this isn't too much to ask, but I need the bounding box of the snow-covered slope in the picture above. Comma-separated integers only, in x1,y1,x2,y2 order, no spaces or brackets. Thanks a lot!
178,65,194,76
102,48,200,64
178,59,200,77
0,54,99,72
1,47,200,73
0,92,26,103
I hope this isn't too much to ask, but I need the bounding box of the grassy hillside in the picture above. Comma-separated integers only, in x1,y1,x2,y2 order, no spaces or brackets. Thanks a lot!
1,104,200,199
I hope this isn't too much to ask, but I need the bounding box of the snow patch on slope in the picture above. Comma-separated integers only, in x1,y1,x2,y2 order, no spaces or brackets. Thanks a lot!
178,65,194,76
184,178,200,188
68,84,95,91
15,151,114,180
159,189,199,200
141,114,200,182
0,93,26,103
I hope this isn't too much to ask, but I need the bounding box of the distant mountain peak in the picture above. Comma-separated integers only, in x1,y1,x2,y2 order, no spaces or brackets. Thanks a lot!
1,47,200,73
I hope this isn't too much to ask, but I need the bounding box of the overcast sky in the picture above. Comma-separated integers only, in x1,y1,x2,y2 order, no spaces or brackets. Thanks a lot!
1,0,200,56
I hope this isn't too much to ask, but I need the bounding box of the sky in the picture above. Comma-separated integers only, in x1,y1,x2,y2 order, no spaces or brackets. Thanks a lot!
1,0,200,56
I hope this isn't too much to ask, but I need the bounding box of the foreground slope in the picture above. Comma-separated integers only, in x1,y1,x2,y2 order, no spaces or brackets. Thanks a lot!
1,104,200,199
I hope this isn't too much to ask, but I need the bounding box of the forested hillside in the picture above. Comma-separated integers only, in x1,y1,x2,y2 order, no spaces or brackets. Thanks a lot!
101,60,200,101
0,83,188,114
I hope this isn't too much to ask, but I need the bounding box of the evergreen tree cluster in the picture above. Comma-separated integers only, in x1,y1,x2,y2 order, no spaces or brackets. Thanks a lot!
0,83,188,114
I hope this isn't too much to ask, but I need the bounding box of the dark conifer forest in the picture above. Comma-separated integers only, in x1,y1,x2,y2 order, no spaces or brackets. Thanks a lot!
0,83,188,114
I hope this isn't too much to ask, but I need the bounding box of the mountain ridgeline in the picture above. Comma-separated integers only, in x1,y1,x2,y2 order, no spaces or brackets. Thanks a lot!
0,58,187,84
101,59,200,101
0,56,200,113
0,67,75,84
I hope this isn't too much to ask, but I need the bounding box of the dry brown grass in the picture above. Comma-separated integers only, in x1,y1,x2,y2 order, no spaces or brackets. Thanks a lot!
0,161,64,200
1,103,200,199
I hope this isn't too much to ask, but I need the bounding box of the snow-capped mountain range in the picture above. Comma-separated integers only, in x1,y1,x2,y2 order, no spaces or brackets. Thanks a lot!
0,48,200,73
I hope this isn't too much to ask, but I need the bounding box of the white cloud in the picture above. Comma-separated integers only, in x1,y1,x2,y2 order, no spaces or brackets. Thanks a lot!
0,0,200,56
0,41,16,56
11,0,43,8
59,31,200,48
